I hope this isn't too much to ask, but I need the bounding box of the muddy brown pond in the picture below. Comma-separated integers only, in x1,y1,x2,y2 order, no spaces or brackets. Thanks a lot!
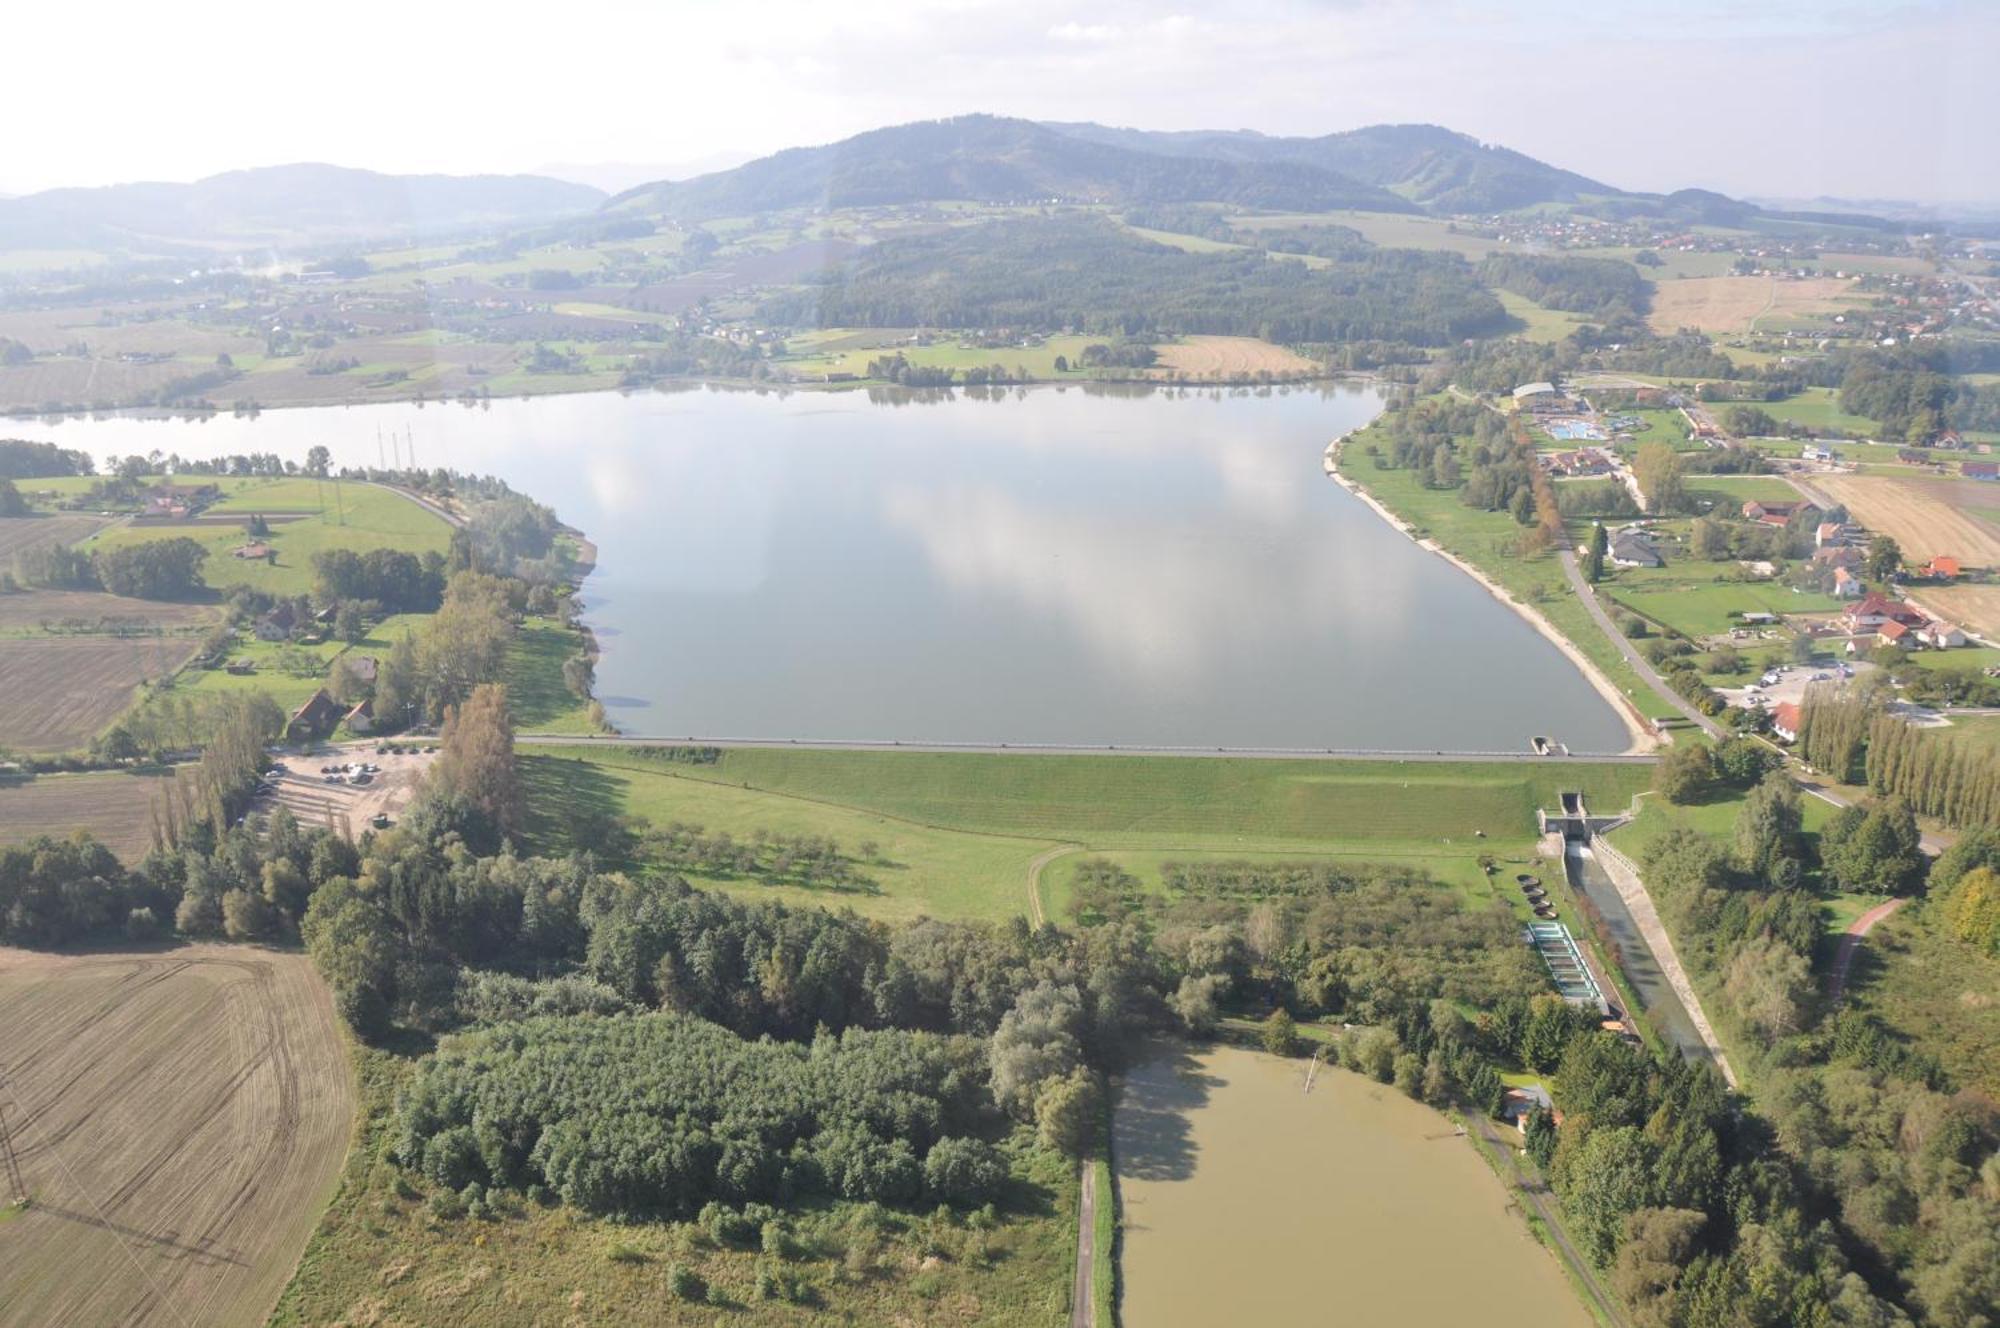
1114,1042,1592,1326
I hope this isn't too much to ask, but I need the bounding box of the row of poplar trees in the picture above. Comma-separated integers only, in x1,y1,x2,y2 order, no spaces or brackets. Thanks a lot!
1798,688,2000,828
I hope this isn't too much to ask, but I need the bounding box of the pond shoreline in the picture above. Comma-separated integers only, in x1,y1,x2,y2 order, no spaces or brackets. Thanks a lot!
1325,433,1657,756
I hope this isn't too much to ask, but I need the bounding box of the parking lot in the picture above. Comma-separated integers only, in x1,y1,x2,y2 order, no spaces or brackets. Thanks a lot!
1717,660,1872,711
252,740,437,835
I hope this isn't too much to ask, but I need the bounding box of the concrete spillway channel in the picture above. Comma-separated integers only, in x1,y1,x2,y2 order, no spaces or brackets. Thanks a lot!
1560,843,1718,1072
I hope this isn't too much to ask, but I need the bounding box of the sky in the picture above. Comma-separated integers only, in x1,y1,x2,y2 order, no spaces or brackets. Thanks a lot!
5,0,1994,203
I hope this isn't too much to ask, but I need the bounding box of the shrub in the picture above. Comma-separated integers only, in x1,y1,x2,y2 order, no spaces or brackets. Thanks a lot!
667,1263,705,1301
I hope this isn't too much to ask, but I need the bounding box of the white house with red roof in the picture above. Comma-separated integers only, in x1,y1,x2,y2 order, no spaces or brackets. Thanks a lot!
1771,702,1804,744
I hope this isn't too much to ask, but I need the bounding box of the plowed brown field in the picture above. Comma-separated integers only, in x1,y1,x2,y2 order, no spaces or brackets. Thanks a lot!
0,946,354,1328
0,636,200,751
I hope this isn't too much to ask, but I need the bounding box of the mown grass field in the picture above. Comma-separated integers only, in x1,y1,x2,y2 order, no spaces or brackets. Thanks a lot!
520,746,1654,924
85,479,452,597
1765,387,1880,437
503,617,600,733
272,1048,1078,1328
1496,290,1591,344
1603,573,1843,639
1336,430,1680,725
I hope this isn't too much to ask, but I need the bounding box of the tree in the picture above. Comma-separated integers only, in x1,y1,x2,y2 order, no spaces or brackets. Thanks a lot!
1633,442,1688,515
305,445,331,477
1034,1067,1102,1157
1690,517,1731,561
1866,535,1903,582
1585,522,1607,583
1555,1124,1654,1266
0,479,25,517
93,537,207,599
1723,936,1813,1044
1612,1208,1707,1328
1820,797,1924,895
427,683,522,845
1169,973,1224,1036
988,981,1084,1118
334,600,365,644
1261,1007,1300,1057
1733,774,1803,884
1654,742,1717,805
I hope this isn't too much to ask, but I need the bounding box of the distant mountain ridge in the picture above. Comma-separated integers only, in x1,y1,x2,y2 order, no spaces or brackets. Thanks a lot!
607,115,1420,219
1042,121,1617,213
0,164,605,253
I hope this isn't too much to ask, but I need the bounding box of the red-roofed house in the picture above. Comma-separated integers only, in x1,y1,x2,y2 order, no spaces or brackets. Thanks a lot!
1926,555,1961,580
1841,592,1927,634
1878,620,1912,646
1771,702,1804,744
1743,499,1802,527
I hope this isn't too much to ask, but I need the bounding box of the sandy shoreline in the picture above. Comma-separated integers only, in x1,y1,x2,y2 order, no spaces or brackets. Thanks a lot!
1325,436,1657,756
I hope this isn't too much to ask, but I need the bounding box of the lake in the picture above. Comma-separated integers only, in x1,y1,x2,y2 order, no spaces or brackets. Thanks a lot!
1115,1041,1593,1327
6,383,1629,751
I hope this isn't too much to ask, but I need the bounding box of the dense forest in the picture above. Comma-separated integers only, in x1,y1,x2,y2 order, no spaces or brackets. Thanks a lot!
761,215,1509,345
1478,253,1654,321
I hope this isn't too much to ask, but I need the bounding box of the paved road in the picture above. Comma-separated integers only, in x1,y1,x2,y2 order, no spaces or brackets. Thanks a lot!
517,733,1655,763
1466,1113,1626,1328
1559,550,1724,739
1070,1163,1097,1328
1827,897,1908,999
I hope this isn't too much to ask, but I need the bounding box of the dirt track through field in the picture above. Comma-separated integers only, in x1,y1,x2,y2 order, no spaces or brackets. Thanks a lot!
0,946,354,1328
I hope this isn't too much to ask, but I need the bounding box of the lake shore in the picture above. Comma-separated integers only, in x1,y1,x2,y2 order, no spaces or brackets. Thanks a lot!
1325,435,1658,756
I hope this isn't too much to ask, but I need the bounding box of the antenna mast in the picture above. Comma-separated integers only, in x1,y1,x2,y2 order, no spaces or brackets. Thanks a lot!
0,1095,26,1205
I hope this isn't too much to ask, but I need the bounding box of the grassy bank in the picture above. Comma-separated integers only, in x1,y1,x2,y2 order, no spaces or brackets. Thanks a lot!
1335,425,1682,726
520,745,1653,924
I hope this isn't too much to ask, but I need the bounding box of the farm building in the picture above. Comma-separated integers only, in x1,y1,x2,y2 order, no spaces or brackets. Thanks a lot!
1813,545,1863,570
255,603,302,642
1742,499,1803,527
1964,461,1999,481
344,699,375,734
344,655,379,683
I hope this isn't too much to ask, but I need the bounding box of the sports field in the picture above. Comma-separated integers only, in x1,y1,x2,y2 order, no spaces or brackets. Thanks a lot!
521,746,1654,923
0,946,354,1328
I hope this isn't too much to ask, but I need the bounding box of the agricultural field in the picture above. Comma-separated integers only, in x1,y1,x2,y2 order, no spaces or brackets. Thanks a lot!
0,635,202,752
0,513,109,562
0,945,355,1328
1811,474,2000,566
1763,386,1880,437
1150,334,1318,377
1648,274,1863,335
85,479,453,597
0,768,183,861
0,587,214,634
779,331,1099,380
519,745,1654,924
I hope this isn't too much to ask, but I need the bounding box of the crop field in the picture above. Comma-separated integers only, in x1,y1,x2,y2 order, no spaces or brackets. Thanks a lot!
521,746,1654,923
0,588,215,634
87,480,452,597
0,514,110,562
0,769,183,860
0,636,201,752
1152,335,1318,377
1811,474,2000,566
1648,275,1862,335
780,331,1098,380
0,945,355,1328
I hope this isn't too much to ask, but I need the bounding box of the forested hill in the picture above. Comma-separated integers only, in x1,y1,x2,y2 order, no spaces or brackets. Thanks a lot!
0,165,606,252
605,115,1419,219
1042,121,1620,213
759,213,1508,344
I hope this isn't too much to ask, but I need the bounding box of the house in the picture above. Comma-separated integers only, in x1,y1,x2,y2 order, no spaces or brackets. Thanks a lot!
1926,555,1961,580
1918,621,1968,649
1742,499,1802,527
1878,620,1912,647
1771,701,1804,744
1499,1084,1556,1135
1802,445,1834,462
1831,566,1863,599
1610,529,1664,568
1935,429,1964,450
1815,522,1847,548
139,481,218,519
1544,448,1614,477
1841,591,1926,634
1964,461,2000,481
1813,545,1863,570
285,688,344,742
344,655,379,684
254,603,300,642
344,699,376,734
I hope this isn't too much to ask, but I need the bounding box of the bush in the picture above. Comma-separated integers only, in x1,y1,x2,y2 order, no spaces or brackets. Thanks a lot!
667,1263,706,1301
1261,1008,1301,1057
923,1136,1010,1206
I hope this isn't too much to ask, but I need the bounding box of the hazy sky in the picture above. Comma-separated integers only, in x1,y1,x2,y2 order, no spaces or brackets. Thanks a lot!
7,0,1993,202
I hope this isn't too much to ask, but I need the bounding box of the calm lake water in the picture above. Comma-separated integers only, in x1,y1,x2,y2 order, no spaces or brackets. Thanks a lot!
8,384,1628,750
1115,1042,1593,1327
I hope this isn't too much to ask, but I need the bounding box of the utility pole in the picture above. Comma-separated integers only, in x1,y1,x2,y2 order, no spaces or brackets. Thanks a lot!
0,1094,26,1206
